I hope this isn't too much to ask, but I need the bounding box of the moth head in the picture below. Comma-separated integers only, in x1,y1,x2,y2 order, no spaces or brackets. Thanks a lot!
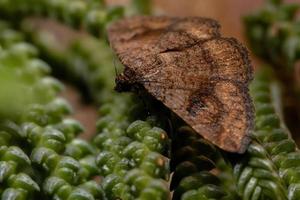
115,68,142,92
115,72,132,92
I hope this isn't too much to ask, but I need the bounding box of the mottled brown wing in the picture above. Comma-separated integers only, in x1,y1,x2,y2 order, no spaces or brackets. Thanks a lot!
143,80,253,153
144,38,254,153
108,16,221,80
108,16,254,153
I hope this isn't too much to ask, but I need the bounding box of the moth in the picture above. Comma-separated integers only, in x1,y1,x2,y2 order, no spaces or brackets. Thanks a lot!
108,16,254,153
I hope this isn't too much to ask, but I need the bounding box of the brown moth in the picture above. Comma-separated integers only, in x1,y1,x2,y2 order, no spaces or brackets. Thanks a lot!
108,16,254,153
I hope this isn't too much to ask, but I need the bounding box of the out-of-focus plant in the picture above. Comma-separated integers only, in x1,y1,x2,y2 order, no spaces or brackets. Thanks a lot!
0,68,36,119
234,68,300,200
0,0,151,38
127,0,152,15
0,21,51,119
244,0,300,70
0,0,124,36
18,15,173,199
0,23,103,200
244,0,300,140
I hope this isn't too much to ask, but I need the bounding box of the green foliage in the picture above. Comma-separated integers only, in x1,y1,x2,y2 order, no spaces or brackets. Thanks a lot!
36,23,172,199
0,24,102,200
0,144,40,200
0,32,44,200
127,0,152,15
20,21,117,103
235,68,300,200
244,0,300,69
100,75,169,198
0,23,56,119
0,0,124,37
170,126,237,200
0,0,153,39
19,18,172,199
93,93,170,199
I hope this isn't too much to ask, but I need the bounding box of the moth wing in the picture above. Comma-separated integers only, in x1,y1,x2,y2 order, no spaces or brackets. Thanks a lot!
108,16,254,153
108,16,221,77
108,16,172,77
143,80,253,153
143,37,253,94
201,37,253,84
142,37,254,153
